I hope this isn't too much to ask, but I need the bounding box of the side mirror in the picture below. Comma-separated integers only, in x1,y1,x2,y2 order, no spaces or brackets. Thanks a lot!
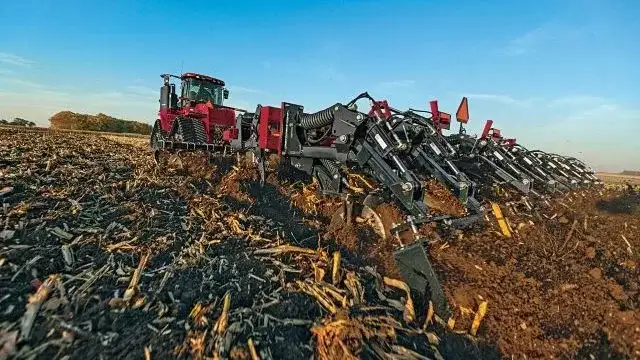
223,89,229,99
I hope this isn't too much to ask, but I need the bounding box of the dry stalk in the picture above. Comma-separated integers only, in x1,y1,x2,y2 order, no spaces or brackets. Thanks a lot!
189,302,209,328
470,301,489,336
247,338,260,360
312,262,326,282
213,292,231,335
20,274,60,341
423,301,434,330
105,238,139,252
297,280,338,314
123,252,150,302
311,318,368,360
558,220,578,255
621,234,633,255
344,272,364,306
332,251,341,285
253,245,317,256
383,277,415,324
347,173,376,190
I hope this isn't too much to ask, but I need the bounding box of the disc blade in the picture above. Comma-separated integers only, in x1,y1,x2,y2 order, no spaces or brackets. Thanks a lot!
361,205,387,240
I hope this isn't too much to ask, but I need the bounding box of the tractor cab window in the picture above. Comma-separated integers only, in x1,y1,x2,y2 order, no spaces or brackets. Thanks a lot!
181,78,224,106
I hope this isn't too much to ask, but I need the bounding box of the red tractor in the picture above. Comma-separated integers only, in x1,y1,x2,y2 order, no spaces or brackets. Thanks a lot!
150,72,254,163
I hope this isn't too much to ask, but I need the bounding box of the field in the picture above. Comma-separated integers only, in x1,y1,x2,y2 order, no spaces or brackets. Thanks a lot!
597,173,640,186
1,127,639,360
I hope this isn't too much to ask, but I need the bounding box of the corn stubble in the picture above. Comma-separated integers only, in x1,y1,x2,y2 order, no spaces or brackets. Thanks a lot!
2,127,639,360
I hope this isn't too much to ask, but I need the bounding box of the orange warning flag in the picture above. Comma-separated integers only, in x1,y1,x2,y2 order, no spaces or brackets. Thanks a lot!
456,97,469,123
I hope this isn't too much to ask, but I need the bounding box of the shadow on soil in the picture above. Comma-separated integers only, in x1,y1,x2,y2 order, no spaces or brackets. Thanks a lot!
233,166,504,360
596,188,640,214
575,330,633,360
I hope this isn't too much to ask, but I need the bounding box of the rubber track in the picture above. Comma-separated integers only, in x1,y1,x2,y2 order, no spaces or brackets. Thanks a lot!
175,118,208,144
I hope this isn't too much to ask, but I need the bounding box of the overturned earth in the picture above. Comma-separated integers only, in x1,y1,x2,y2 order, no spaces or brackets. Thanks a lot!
0,127,639,359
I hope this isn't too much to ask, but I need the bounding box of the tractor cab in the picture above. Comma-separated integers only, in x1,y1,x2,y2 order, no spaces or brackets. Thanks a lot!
180,72,229,107
159,72,229,111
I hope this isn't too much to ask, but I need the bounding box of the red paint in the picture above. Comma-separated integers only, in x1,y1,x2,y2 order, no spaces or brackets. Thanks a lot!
502,138,516,147
158,100,237,143
223,128,239,141
257,105,283,154
480,120,494,139
156,73,239,145
430,100,452,132
439,111,452,130
368,100,392,120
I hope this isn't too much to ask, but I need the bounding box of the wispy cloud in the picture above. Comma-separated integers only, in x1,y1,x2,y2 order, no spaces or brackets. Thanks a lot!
465,93,612,109
0,53,35,67
0,68,15,75
317,65,345,81
547,95,609,107
502,24,584,56
378,80,416,88
34,89,74,98
465,93,533,106
563,102,621,122
530,97,639,171
9,79,47,88
126,85,157,97
227,85,262,94
89,91,127,99
503,27,547,56
2,78,76,98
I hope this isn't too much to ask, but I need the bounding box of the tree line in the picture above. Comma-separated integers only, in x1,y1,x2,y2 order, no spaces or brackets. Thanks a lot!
0,118,36,127
49,111,152,135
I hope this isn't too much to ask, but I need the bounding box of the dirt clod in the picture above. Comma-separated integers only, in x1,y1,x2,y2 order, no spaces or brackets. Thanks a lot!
589,268,603,280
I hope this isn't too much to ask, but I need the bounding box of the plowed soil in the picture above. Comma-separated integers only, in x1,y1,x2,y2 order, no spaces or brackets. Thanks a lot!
1,127,639,359
277,176,640,358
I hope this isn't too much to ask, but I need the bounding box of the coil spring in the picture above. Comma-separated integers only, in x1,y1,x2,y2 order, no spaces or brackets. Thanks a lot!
320,159,340,176
300,107,335,130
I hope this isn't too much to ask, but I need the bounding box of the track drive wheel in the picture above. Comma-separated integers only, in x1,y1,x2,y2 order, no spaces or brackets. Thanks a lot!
151,120,167,166
150,120,165,150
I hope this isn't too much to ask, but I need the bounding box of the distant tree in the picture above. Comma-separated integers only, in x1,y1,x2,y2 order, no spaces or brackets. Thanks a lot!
1,117,36,126
11,117,36,127
49,111,151,135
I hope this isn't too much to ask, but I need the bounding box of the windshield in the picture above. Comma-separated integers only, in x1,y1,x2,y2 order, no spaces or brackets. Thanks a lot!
182,78,224,105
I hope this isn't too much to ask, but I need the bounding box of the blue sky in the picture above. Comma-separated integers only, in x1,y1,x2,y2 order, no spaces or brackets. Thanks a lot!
0,0,638,171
